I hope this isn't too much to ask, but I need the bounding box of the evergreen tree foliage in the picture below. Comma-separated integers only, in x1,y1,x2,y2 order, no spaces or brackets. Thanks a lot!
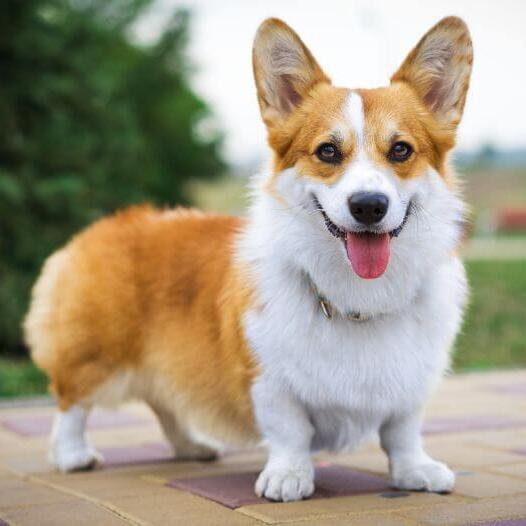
0,0,225,355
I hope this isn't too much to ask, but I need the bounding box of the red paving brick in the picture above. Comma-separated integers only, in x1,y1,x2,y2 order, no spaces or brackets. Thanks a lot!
0,408,147,437
167,465,391,508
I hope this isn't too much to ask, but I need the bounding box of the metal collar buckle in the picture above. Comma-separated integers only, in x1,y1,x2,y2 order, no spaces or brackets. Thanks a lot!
310,276,370,322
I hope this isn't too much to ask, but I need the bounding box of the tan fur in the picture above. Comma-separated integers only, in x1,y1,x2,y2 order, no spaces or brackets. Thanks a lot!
24,206,259,444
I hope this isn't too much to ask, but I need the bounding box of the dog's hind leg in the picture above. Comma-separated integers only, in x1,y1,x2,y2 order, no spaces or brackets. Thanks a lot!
50,404,102,472
150,404,217,461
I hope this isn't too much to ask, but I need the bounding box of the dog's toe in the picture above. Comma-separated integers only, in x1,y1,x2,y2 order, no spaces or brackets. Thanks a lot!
391,460,455,493
255,467,314,502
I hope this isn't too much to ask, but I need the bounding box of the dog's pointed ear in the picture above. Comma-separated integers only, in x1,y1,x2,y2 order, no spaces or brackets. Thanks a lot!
253,18,330,127
391,16,473,128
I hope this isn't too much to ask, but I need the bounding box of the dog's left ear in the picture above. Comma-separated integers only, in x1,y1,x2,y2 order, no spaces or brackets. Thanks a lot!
253,18,330,128
391,17,473,128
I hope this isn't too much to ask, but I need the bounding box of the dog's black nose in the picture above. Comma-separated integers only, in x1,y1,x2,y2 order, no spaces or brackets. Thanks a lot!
348,192,389,225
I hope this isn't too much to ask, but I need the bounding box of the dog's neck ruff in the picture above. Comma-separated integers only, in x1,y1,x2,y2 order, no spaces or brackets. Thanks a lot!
305,273,373,322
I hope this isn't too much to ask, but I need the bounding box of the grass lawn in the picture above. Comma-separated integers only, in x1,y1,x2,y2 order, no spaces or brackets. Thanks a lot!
454,259,526,370
0,358,48,398
1,260,525,398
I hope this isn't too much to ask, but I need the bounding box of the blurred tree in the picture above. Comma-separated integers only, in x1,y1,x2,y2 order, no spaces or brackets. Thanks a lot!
0,0,225,355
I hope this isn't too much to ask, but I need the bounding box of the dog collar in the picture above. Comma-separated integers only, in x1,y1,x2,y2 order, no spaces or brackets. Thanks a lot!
307,274,372,322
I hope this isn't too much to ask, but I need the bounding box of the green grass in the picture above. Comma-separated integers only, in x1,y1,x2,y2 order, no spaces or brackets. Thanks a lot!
0,358,48,398
1,261,525,398
454,260,526,371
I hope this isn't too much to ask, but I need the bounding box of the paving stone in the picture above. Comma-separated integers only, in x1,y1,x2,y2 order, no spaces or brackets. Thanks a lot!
0,409,147,437
1,499,129,526
84,424,165,446
473,520,526,526
424,388,526,419
463,429,526,450
423,416,526,435
490,382,526,397
334,451,388,474
3,451,56,475
237,492,466,524
100,442,173,467
454,471,526,498
0,407,52,419
33,472,168,500
111,487,261,525
491,463,526,480
397,494,526,525
424,442,524,468
290,512,414,525
37,458,213,486
427,406,526,422
0,476,72,509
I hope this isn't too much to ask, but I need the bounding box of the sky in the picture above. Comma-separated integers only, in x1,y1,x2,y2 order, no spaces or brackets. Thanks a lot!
135,0,526,164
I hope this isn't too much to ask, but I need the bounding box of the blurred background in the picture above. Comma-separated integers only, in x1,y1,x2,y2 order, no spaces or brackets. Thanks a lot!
1,0,525,397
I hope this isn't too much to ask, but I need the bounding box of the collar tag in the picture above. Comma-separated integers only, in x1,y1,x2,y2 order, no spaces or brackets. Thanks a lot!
307,272,371,322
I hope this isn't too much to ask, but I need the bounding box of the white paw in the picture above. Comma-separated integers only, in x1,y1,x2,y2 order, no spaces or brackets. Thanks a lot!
52,445,102,473
391,460,455,493
255,467,314,502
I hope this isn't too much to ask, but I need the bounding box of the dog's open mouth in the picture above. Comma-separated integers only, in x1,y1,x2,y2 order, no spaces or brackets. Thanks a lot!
312,195,412,280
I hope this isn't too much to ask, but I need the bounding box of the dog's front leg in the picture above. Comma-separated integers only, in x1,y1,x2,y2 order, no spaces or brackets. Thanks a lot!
252,378,315,502
380,412,455,493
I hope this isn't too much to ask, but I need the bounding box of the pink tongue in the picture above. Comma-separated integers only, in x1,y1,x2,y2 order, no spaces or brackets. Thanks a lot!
345,232,391,279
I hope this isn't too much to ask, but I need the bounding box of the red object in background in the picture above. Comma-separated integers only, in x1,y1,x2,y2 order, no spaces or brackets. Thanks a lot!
497,208,526,232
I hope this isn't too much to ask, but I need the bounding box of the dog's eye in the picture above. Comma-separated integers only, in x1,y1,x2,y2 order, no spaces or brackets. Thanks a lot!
316,143,341,164
388,141,413,163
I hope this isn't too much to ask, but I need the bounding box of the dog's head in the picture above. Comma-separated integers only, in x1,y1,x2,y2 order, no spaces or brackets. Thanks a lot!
253,17,472,280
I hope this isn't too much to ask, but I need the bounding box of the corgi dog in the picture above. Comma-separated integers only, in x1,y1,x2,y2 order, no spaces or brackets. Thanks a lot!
24,16,472,502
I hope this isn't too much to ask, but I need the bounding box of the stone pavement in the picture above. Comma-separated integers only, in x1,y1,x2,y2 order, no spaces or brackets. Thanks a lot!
1,370,526,525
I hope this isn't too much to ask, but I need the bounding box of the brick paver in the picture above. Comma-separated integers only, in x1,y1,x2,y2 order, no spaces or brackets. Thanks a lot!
0,370,525,525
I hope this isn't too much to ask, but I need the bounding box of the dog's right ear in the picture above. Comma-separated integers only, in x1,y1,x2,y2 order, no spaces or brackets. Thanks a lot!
391,17,473,129
253,18,330,128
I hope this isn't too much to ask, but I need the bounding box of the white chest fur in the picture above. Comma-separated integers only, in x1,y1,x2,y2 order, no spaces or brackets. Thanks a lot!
244,256,466,452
